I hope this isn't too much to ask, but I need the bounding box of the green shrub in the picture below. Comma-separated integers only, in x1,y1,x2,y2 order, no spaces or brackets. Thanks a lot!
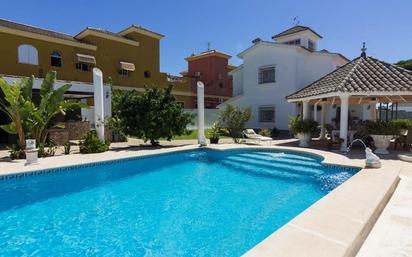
391,119,412,130
63,142,71,155
259,128,272,137
219,105,251,143
288,116,318,135
362,120,401,135
38,142,57,158
207,122,222,139
112,86,193,146
79,131,110,154
8,144,25,159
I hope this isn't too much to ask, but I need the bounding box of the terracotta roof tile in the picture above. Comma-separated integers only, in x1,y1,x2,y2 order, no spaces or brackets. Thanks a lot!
287,56,412,100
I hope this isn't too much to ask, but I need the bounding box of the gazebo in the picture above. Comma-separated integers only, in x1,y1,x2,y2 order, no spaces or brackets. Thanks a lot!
286,46,412,151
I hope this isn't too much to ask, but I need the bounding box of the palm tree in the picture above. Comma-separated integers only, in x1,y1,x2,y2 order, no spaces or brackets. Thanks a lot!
0,71,86,149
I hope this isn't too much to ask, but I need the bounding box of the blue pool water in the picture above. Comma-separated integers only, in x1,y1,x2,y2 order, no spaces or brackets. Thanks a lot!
0,149,358,257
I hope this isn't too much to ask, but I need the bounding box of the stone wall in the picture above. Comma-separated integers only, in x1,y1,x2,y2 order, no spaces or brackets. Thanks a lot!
48,129,69,145
65,121,91,140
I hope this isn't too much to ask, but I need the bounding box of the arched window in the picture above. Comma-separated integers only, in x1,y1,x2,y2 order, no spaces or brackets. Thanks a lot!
18,44,38,65
50,51,62,67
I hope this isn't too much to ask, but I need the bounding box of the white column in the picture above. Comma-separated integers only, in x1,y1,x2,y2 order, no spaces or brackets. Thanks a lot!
339,95,350,151
197,81,207,146
302,101,309,119
93,68,105,142
320,102,327,139
313,104,318,122
370,101,377,121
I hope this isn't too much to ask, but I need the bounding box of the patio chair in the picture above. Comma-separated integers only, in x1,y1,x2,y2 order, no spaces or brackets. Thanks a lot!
404,128,412,150
393,128,412,150
243,129,273,145
324,124,343,150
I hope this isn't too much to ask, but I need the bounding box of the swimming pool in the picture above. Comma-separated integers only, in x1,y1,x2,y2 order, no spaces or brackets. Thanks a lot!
0,149,358,256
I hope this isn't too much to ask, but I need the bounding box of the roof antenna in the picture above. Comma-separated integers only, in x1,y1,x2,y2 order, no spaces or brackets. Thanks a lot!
361,42,367,57
207,42,211,51
293,16,300,26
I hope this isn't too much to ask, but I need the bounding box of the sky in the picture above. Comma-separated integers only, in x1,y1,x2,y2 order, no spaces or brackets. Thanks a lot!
1,0,411,75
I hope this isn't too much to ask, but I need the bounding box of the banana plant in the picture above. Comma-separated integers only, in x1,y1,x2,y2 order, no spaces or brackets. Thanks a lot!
0,76,35,148
0,71,87,149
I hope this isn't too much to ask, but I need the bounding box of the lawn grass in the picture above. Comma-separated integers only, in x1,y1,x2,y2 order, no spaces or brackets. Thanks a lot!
172,129,207,140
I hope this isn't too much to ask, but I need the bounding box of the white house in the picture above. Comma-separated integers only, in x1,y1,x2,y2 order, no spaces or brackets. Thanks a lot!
220,26,348,130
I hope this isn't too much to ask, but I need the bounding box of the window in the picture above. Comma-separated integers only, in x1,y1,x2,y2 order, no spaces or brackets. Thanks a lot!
118,69,129,77
18,44,38,65
75,63,91,72
144,70,151,78
258,66,276,84
259,106,275,122
219,82,223,88
50,51,62,67
284,39,301,46
308,40,315,51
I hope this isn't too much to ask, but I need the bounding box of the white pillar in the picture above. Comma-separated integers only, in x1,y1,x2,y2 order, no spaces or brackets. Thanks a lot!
313,104,318,122
93,68,105,142
320,102,327,139
302,101,309,119
339,95,350,151
370,101,377,121
197,81,207,146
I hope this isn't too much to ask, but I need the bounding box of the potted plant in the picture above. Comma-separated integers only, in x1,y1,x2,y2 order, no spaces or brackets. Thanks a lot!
363,120,400,154
288,116,318,147
207,122,221,144
392,119,412,136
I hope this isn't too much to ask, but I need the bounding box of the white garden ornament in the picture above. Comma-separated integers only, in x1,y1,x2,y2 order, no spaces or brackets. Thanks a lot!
93,68,105,142
197,81,207,146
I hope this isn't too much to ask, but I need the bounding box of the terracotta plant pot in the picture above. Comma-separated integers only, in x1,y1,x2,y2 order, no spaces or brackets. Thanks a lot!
371,134,392,155
296,133,311,147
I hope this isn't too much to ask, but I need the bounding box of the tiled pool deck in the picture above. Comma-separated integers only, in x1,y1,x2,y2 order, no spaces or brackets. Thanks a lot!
0,140,411,257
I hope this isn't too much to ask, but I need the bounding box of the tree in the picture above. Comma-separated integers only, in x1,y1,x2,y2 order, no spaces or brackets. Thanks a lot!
219,104,251,143
0,71,85,149
113,85,193,146
396,59,412,71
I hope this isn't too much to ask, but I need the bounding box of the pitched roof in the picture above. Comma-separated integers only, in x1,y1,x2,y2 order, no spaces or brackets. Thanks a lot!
118,25,164,39
185,50,231,61
287,56,412,100
0,18,77,42
272,25,322,39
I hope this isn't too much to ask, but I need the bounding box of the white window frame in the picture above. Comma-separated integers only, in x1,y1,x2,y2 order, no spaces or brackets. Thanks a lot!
259,106,275,123
118,69,129,77
18,44,38,65
258,66,276,84
284,39,301,46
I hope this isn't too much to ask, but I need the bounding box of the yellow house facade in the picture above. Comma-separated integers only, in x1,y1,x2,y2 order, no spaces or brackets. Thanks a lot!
0,19,193,107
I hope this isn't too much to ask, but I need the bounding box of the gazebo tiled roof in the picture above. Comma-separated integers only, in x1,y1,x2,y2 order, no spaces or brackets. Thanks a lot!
286,55,412,101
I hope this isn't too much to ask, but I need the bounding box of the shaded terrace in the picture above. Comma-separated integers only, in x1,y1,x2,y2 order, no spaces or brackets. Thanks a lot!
286,48,412,151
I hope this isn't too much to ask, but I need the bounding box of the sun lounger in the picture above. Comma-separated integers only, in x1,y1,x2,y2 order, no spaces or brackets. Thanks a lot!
243,129,273,145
